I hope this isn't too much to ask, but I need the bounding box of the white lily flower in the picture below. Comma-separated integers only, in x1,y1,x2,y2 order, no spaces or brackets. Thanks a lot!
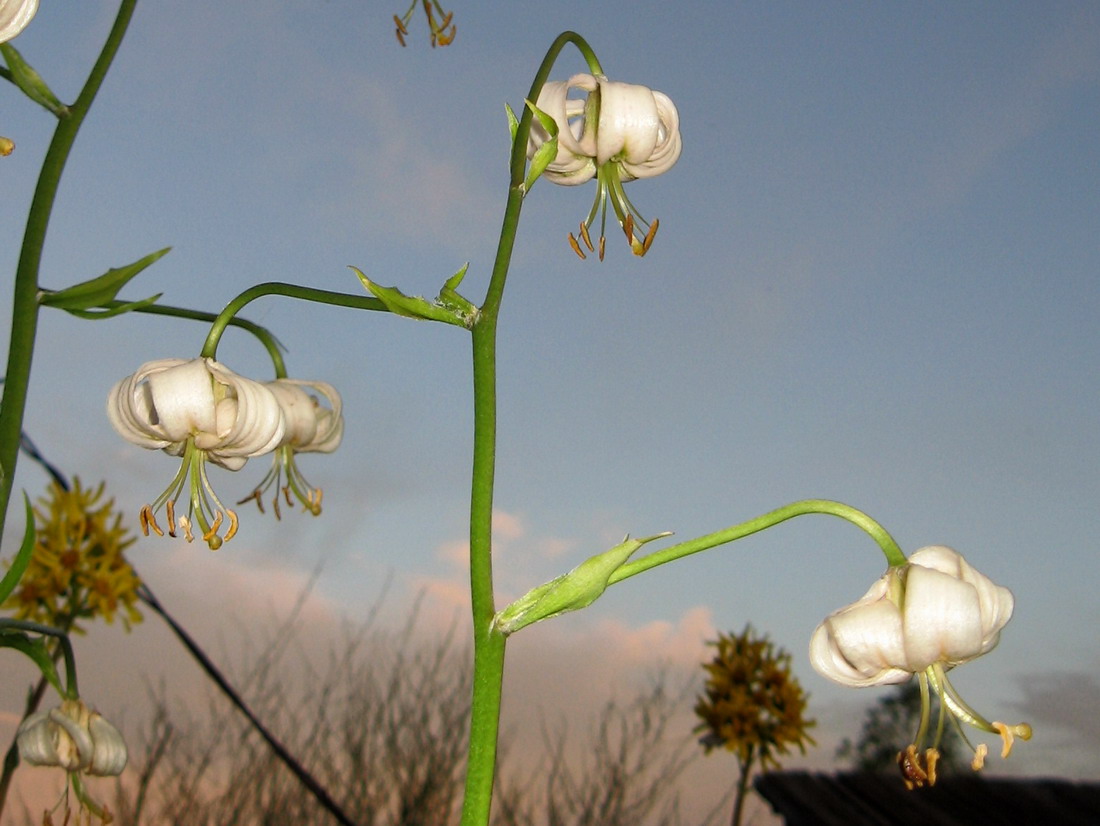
0,0,38,43
810,545,1030,786
239,379,344,517
107,357,285,548
17,699,127,777
528,73,681,259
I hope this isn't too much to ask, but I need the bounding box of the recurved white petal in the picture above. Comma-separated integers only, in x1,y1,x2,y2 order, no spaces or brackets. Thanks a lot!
620,90,682,180
47,705,96,771
908,545,1014,654
15,711,59,767
810,575,911,687
268,379,344,454
902,563,983,670
595,78,660,167
107,358,191,450
0,0,38,43
87,714,128,776
528,76,599,184
144,358,218,444
203,360,285,461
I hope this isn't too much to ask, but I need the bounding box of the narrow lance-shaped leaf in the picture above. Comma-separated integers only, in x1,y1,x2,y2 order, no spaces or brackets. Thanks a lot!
522,99,560,194
39,247,170,313
0,494,35,605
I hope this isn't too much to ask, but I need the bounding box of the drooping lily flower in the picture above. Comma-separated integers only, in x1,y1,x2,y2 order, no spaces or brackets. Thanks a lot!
17,699,127,777
0,0,38,43
107,358,285,548
238,378,344,517
528,73,681,259
810,545,1031,787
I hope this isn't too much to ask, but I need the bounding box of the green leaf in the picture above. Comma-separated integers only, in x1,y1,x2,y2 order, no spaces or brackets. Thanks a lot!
0,630,63,695
39,247,169,312
0,43,67,117
0,494,36,606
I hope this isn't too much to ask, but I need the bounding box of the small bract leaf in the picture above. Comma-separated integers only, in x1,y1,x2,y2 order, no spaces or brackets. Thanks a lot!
493,532,671,635
521,99,561,194
0,43,66,116
350,267,468,327
505,103,519,142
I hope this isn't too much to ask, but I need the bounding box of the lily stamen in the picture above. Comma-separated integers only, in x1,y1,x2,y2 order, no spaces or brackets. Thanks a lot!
578,222,595,252
139,505,163,537
971,743,988,770
642,218,659,253
224,511,239,542
178,514,194,543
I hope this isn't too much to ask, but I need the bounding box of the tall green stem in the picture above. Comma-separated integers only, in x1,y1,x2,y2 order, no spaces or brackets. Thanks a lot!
459,30,602,826
0,0,139,544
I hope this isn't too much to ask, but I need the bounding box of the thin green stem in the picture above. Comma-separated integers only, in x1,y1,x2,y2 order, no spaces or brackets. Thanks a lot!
459,32,604,826
731,749,755,826
89,298,289,376
199,282,385,370
0,0,138,547
608,499,907,587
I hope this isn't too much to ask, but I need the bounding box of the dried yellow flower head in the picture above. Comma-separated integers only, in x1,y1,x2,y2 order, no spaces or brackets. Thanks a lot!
4,478,141,631
694,625,816,771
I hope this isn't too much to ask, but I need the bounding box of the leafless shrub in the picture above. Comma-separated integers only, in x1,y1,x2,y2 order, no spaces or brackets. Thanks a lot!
47,601,711,826
492,674,717,826
108,601,472,826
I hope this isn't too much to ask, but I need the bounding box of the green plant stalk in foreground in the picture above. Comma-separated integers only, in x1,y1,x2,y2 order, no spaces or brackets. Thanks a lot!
456,32,605,826
0,0,139,547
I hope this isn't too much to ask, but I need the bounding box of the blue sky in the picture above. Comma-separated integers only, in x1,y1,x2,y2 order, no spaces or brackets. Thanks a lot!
3,0,1099,814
